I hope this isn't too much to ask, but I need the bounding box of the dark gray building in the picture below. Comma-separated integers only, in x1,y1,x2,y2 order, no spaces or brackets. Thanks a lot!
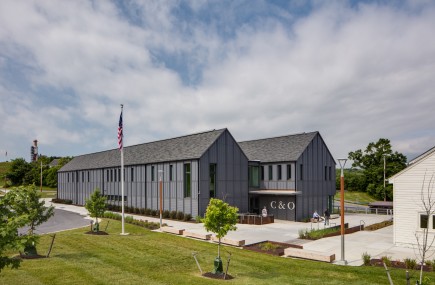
58,129,249,217
58,129,335,221
239,132,336,221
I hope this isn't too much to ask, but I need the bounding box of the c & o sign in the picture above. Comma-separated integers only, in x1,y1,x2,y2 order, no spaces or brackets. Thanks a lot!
270,201,295,210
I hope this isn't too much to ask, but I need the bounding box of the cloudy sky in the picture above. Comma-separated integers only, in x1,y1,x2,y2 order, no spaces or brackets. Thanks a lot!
1,0,434,163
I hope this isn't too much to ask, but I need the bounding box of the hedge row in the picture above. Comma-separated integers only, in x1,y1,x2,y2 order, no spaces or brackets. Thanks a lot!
106,204,192,222
102,211,164,230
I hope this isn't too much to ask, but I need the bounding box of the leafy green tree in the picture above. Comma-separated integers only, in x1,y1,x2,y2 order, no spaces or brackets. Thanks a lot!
85,189,107,232
335,169,367,192
203,198,238,274
348,138,407,200
5,158,31,185
5,185,55,255
0,194,29,272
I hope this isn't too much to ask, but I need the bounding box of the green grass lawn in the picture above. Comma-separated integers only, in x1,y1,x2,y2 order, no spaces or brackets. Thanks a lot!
1,220,431,285
334,191,377,205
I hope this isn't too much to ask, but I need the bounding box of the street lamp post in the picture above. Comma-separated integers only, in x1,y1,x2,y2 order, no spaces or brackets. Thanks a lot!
338,158,347,265
159,170,164,229
40,161,47,192
383,154,387,202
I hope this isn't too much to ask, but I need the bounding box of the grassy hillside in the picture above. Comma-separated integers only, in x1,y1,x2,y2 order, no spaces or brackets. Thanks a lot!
1,220,431,285
334,190,377,205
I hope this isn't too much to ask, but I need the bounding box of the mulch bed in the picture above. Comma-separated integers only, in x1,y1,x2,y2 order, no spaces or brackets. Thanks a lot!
370,259,432,272
243,241,301,256
202,272,234,280
85,231,109,235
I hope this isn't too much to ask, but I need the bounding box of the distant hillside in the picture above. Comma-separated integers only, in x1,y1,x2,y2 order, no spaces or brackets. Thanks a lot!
0,161,10,186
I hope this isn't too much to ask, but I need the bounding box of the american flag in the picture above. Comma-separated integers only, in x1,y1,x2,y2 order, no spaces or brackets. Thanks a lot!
118,111,123,150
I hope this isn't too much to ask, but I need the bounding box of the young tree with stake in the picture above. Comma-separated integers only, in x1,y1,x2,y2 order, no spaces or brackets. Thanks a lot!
203,198,238,274
85,188,107,232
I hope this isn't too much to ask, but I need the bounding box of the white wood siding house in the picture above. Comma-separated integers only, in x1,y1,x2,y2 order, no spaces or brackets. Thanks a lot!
389,146,435,247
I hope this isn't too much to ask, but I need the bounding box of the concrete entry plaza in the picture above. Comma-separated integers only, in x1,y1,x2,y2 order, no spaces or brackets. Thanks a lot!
46,199,416,266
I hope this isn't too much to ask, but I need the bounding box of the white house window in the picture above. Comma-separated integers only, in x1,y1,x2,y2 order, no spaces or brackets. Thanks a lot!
420,214,429,229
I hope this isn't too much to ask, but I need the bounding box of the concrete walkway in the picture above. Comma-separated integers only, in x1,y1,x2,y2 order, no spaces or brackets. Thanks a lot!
45,199,417,266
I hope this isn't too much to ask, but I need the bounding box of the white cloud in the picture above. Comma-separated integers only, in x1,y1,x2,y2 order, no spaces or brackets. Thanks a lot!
0,0,434,162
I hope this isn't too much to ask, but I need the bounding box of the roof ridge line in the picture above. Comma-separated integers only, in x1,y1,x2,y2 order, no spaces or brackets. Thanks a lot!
238,131,318,143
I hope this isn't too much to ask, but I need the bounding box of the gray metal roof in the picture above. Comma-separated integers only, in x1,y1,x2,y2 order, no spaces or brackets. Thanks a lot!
59,129,226,172
238,132,318,163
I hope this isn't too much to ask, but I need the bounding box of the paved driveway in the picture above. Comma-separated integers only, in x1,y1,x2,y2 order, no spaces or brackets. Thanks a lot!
19,209,91,235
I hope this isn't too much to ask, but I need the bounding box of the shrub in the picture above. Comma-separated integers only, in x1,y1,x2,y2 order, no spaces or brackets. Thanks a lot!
425,260,434,271
144,208,152,216
151,209,158,217
125,216,134,223
183,213,192,221
195,215,203,223
169,211,177,219
163,210,170,219
259,242,279,251
362,252,371,266
364,220,393,231
298,229,308,239
51,198,73,204
404,258,417,270
381,256,392,267
176,211,184,220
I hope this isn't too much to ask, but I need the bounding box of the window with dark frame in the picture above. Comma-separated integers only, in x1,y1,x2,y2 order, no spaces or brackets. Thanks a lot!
184,163,191,198
88,171,90,182
268,165,273,180
300,164,303,180
329,166,332,180
248,165,260,188
261,166,264,180
277,165,282,180
110,169,113,182
325,166,328,181
114,168,117,182
170,165,173,181
287,164,291,180
131,168,134,182
151,166,155,181
107,170,109,182
209,163,217,198
118,169,121,182
421,214,428,229
82,172,84,182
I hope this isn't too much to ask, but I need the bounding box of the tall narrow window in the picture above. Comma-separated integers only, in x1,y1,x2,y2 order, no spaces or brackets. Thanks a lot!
325,166,328,180
268,165,273,180
277,165,282,180
287,165,291,180
300,164,303,180
210,164,217,198
88,171,90,182
114,168,117,182
107,170,109,182
151,166,155,181
169,165,173,181
420,214,428,229
260,166,264,180
131,168,134,182
82,172,84,182
110,169,113,182
329,166,332,181
248,166,259,187
184,163,191,198
118,169,121,182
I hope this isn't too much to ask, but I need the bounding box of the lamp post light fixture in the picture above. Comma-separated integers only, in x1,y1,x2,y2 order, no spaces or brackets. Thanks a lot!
40,161,48,192
383,154,388,202
338,158,347,265
159,170,164,229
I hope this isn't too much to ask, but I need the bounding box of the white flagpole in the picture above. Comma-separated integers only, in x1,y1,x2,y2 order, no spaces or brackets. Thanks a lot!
120,104,127,235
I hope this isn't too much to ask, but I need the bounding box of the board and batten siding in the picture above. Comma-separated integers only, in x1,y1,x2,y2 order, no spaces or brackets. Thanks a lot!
260,163,296,190
390,150,435,247
295,133,336,221
198,130,249,216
